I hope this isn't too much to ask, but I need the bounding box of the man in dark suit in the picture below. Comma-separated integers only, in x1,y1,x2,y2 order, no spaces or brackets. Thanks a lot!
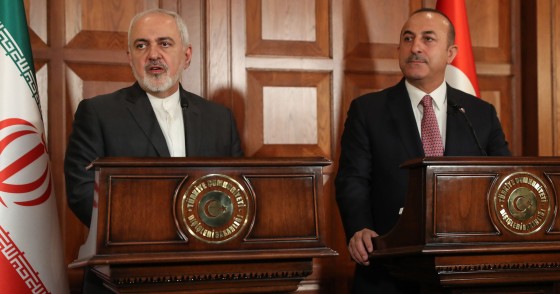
64,8,243,293
335,8,511,294
65,8,243,228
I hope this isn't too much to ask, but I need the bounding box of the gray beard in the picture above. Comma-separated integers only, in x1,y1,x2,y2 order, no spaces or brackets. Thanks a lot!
142,74,174,93
132,67,182,94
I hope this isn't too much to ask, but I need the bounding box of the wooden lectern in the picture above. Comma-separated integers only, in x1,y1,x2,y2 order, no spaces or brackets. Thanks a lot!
69,157,337,293
371,157,560,293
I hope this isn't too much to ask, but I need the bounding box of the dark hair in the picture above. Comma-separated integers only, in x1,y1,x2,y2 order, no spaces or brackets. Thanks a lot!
411,8,455,47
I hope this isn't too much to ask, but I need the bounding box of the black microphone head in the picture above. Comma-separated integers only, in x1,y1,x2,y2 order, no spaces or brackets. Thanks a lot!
448,99,466,114
180,98,188,109
451,101,487,156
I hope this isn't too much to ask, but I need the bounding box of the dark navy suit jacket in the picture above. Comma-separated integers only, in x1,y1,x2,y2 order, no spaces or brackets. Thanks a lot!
64,82,243,226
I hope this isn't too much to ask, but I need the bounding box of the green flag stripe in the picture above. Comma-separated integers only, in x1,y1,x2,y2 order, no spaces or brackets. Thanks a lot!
0,0,41,110
0,0,35,73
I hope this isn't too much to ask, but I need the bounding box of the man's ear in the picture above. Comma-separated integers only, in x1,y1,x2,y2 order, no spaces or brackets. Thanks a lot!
447,44,458,64
127,51,133,67
184,46,193,69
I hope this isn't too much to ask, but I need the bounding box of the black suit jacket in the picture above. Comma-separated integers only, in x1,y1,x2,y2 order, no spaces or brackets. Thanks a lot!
336,78,511,240
64,82,243,226
335,79,510,293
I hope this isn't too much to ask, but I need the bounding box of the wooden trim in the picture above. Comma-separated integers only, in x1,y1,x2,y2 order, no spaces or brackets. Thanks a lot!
536,0,553,155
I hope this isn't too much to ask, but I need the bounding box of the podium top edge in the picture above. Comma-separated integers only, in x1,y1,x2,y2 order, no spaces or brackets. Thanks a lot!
89,156,332,168
401,156,560,168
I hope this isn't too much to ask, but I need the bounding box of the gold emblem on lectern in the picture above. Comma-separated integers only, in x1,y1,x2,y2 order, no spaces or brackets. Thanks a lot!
177,174,250,244
493,172,551,235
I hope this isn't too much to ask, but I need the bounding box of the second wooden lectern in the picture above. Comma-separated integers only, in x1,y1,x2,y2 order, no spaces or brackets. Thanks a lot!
371,157,560,293
69,157,337,293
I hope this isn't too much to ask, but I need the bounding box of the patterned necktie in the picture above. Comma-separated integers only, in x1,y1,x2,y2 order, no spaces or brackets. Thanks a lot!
420,95,444,156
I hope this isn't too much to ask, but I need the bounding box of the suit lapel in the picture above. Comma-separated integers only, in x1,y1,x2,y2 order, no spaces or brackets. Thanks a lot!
387,80,424,159
444,109,463,155
444,86,466,156
125,83,170,157
181,91,201,156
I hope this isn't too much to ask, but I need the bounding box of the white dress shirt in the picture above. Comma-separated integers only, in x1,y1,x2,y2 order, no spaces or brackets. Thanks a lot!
406,80,448,146
147,90,186,157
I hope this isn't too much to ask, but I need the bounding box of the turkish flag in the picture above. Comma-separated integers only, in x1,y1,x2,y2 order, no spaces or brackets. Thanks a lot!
436,0,480,97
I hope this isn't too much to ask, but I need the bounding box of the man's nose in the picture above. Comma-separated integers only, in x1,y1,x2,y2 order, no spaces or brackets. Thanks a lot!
147,45,161,59
411,38,422,53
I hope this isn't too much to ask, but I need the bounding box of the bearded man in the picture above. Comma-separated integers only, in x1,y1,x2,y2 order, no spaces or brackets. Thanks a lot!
64,8,243,228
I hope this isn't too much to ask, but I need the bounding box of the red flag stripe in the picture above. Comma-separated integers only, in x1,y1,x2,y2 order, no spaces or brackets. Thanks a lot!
0,227,49,293
0,130,35,153
14,177,51,207
0,118,34,129
0,143,46,184
0,254,31,294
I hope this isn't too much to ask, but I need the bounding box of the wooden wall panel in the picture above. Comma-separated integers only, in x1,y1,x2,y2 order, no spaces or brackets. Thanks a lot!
246,0,329,57
246,70,331,157
555,1,560,155
27,0,47,44
479,77,513,148
65,1,148,50
470,0,511,62
205,0,234,112
179,0,205,97
344,0,423,59
520,0,560,156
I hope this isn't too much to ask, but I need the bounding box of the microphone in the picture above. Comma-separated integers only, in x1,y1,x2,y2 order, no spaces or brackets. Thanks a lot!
180,98,189,109
449,100,487,156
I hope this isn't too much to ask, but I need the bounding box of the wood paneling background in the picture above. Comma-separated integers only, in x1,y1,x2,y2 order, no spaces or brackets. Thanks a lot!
22,0,560,292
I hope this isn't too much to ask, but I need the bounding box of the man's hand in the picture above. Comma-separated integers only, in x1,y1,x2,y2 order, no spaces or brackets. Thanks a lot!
348,228,379,266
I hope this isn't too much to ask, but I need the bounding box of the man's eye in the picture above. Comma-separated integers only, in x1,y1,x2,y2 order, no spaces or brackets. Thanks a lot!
161,41,172,47
136,43,147,49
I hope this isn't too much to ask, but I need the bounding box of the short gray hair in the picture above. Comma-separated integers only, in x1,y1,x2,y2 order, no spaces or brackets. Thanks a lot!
128,9,190,49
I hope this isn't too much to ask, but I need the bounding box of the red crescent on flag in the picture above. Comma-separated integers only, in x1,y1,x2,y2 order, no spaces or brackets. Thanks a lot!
0,118,51,207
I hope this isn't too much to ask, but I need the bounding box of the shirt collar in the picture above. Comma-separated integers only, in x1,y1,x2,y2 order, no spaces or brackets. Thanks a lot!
405,80,447,110
147,89,181,109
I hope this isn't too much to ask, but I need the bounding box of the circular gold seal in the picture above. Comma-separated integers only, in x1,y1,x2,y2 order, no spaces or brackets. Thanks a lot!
177,174,250,244
493,172,551,235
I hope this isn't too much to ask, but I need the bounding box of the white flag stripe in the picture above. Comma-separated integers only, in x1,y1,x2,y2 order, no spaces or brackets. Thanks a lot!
445,65,477,97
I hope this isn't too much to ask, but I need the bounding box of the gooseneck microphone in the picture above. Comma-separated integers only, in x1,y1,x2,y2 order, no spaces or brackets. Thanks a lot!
180,97,189,110
449,100,487,156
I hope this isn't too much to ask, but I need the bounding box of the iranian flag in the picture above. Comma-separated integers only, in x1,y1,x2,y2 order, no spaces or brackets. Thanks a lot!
436,0,480,97
0,1,69,293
